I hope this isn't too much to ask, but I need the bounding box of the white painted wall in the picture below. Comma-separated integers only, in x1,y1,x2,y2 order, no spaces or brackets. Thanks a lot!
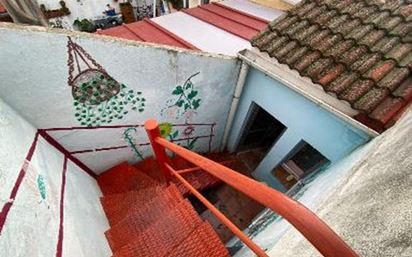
37,0,152,29
219,0,283,21
153,12,251,56
37,0,121,29
0,98,111,256
0,24,240,173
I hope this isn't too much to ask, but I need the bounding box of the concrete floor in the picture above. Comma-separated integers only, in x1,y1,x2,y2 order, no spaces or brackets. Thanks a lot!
191,149,268,242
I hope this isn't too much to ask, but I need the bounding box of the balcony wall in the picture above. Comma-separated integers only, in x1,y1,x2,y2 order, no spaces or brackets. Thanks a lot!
0,23,240,173
0,98,111,257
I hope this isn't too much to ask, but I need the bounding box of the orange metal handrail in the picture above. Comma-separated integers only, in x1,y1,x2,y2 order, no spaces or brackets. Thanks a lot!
166,163,269,257
175,160,233,175
145,120,359,257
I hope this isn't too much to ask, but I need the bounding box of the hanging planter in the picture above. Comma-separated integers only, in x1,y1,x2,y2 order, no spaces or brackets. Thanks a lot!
67,37,146,126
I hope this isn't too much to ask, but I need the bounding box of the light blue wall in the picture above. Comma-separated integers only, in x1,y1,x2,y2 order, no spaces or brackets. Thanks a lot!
227,67,371,192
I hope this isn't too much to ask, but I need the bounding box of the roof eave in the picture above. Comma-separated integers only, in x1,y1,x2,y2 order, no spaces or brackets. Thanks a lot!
238,48,379,138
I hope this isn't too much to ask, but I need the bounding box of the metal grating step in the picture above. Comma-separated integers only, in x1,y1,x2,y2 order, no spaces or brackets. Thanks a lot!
111,199,202,255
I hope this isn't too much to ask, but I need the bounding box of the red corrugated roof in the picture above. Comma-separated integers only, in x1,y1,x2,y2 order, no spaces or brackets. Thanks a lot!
96,18,199,50
0,4,6,13
183,3,269,40
96,3,269,49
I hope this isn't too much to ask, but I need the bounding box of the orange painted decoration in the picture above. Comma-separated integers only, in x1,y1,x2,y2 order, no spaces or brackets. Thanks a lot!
145,120,360,257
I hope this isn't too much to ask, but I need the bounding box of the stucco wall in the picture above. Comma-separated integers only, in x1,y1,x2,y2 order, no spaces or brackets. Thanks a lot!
0,24,239,174
0,98,111,256
227,67,371,191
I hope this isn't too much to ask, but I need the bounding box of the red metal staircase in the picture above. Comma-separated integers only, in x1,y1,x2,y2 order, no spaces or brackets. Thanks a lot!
96,119,360,257
98,159,230,257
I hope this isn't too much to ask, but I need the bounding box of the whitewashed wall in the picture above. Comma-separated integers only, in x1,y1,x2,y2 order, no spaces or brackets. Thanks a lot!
0,24,240,174
37,0,121,29
37,0,152,29
0,98,111,256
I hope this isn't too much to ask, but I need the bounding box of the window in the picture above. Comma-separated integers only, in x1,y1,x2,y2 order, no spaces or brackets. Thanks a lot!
283,141,330,179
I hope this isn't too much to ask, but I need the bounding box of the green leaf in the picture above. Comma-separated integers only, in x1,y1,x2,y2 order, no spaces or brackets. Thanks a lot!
139,108,144,112
185,82,192,90
192,99,201,109
132,107,137,110
188,138,198,150
172,130,179,139
188,91,198,100
184,103,190,110
172,86,183,95
176,100,184,107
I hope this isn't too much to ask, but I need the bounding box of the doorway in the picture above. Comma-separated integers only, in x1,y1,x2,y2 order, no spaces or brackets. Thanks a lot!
236,102,286,153
234,103,287,175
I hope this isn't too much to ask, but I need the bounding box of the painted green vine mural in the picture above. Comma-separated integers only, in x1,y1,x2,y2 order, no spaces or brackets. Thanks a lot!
68,37,146,127
123,128,144,161
37,174,47,201
161,72,203,151
161,72,201,120
73,84,145,126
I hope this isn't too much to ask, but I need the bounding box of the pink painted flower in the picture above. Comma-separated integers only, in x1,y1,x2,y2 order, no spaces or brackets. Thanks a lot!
165,106,178,120
183,126,195,138
184,109,197,123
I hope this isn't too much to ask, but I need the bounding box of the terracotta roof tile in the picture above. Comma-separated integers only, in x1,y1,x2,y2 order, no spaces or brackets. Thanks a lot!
393,76,412,99
353,87,389,112
252,0,412,131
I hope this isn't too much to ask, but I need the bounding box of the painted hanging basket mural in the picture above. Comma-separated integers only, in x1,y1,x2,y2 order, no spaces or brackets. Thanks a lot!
67,37,145,126
71,69,120,105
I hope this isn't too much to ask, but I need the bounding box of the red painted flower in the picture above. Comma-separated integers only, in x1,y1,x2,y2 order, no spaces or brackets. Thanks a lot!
183,126,195,137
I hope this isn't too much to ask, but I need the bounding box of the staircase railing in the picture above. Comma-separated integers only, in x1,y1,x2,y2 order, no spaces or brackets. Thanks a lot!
145,119,359,257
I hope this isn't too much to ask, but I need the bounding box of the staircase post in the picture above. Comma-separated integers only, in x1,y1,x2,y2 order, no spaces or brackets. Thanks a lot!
145,119,172,183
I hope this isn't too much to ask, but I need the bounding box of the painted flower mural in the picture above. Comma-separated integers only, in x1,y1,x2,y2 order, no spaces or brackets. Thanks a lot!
161,72,203,150
67,37,146,126
161,72,201,121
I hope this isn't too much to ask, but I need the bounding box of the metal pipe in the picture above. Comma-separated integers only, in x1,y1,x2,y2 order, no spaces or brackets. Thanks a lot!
145,120,172,182
220,62,249,151
153,0,157,18
166,163,269,257
176,160,233,174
